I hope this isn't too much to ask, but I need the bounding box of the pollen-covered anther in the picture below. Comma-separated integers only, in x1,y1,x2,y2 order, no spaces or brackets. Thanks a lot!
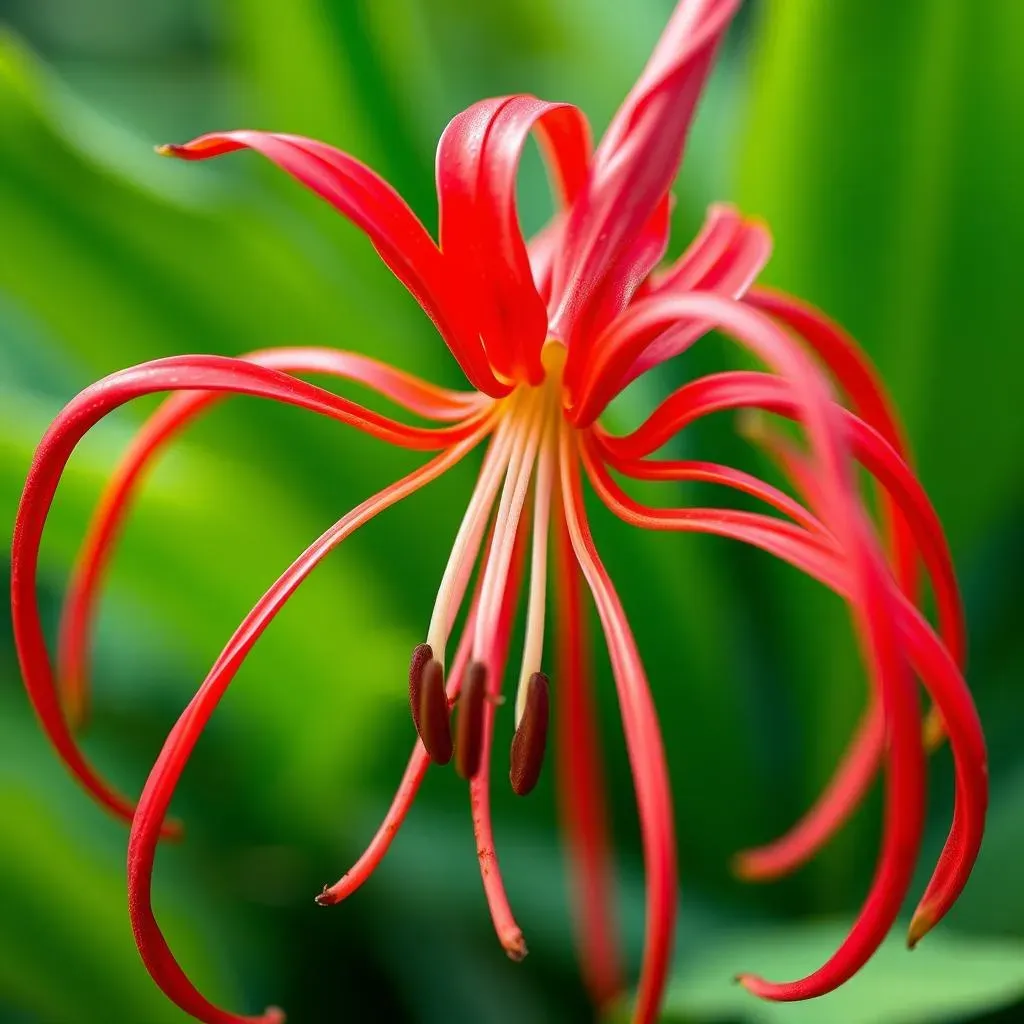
510,672,550,796
455,661,488,779
410,646,453,765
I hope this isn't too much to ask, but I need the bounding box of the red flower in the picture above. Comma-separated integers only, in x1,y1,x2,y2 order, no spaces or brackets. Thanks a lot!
10,2,986,1022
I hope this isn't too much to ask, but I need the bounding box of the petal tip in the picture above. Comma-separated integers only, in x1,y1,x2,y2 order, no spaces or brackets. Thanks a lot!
729,851,762,883
907,905,936,950
503,931,529,962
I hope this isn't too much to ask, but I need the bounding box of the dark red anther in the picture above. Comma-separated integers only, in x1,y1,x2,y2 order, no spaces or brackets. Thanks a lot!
408,642,433,736
411,648,453,765
455,661,488,779
510,672,550,796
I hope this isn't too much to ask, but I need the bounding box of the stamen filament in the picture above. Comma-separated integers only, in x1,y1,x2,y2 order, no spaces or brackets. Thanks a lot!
470,516,530,960
473,396,546,657
426,407,519,664
515,411,557,724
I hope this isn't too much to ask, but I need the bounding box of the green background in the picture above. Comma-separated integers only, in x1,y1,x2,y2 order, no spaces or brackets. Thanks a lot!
1,1,1022,1022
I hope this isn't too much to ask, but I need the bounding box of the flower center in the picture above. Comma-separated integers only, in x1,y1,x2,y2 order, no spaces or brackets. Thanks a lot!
406,341,565,791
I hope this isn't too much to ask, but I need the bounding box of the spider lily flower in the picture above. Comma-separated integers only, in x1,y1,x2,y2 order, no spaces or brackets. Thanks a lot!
9,1,987,1022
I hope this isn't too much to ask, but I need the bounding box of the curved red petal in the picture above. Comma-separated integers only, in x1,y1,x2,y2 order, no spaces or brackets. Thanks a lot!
904,594,987,945
568,232,770,425
586,437,984,959
588,294,927,999
606,370,964,671
12,354,490,832
595,317,983,941
650,203,743,293
159,131,506,396
728,420,886,881
748,286,920,603
126,433,485,1023
549,0,742,346
605,219,772,393
730,286,962,870
532,104,593,209
554,500,623,1006
570,195,674,353
561,427,677,1024
602,452,822,533
437,96,590,382
59,347,485,729
604,367,966,887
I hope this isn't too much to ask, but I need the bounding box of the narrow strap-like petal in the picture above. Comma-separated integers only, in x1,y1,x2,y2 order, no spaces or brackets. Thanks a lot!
548,0,742,345
747,286,945,780
567,196,674,356
127,431,485,1024
747,286,920,598
604,370,964,669
567,257,766,425
159,131,507,396
532,103,593,209
601,453,822,533
585,437,983,978
728,415,980,925
554,500,622,1006
593,356,979,937
561,425,677,1024
722,287,927,879
584,440,840,570
597,291,964,879
587,293,926,999
437,96,591,383
11,354,490,833
727,424,887,882
650,203,743,293
58,347,486,729
563,208,769,405
601,218,772,395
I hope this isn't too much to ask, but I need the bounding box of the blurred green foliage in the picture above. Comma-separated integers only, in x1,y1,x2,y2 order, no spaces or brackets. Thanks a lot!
0,1,1021,1022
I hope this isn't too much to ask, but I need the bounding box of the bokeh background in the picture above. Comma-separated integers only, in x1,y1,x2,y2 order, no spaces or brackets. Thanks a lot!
2,1,1023,1022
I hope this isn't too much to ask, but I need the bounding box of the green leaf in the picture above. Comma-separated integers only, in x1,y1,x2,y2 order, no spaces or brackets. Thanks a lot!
640,922,1024,1024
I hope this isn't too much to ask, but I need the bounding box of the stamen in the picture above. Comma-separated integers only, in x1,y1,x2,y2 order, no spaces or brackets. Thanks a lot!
474,399,546,656
514,409,556,723
510,671,550,796
426,410,519,665
455,661,488,779
417,657,453,765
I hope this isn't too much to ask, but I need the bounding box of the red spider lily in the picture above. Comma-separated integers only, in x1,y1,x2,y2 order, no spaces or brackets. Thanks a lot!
9,1,987,1022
